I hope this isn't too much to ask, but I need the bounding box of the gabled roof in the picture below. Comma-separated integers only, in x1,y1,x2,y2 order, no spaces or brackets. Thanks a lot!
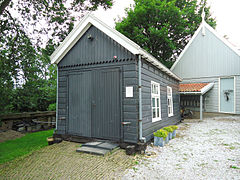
179,83,214,95
171,21,240,71
50,13,181,81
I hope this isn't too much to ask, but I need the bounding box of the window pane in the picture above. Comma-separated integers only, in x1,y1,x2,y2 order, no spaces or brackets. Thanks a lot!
152,98,155,107
157,108,160,118
157,98,159,107
152,108,156,118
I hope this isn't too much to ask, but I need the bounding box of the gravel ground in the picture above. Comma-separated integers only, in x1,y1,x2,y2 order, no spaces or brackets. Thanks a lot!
122,117,240,180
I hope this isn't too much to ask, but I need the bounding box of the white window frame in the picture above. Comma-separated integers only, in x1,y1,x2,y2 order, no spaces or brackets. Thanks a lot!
151,81,161,122
167,86,174,117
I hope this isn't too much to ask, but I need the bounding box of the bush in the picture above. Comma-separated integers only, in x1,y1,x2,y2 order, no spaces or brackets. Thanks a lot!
169,125,178,131
153,129,168,140
163,126,173,133
48,103,56,111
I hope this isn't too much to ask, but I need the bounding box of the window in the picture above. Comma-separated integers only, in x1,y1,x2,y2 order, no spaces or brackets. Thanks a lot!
167,86,174,117
151,81,161,122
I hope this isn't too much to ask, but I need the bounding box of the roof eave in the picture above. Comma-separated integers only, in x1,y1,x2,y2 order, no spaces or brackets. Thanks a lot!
170,23,204,71
139,49,182,81
180,91,201,95
200,82,214,95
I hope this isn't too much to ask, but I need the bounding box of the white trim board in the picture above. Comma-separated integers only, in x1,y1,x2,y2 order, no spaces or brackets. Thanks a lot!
50,13,182,81
171,21,240,71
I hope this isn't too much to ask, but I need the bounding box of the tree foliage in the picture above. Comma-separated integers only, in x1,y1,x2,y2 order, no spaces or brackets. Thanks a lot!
0,0,113,114
115,0,216,68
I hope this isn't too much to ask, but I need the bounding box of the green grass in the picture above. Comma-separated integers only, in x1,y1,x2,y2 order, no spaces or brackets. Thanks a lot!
230,165,240,169
0,129,54,164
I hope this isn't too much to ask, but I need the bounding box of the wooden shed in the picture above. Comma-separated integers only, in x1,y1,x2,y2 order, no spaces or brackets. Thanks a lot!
51,13,181,144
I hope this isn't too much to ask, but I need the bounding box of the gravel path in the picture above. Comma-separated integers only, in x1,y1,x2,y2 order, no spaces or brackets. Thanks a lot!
123,117,240,180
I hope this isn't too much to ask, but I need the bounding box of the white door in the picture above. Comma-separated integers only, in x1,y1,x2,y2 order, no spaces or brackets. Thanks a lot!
220,77,234,113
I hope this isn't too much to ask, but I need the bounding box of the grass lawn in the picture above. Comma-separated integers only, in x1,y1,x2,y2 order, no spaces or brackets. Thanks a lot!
0,129,54,164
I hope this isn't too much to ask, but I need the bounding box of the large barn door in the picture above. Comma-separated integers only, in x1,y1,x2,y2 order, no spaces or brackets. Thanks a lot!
91,68,121,141
220,77,234,113
68,72,92,137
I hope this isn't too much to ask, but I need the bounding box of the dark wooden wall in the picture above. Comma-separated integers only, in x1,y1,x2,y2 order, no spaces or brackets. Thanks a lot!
141,59,180,142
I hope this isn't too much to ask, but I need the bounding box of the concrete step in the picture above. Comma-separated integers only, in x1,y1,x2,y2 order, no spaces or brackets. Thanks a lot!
82,142,118,150
76,141,119,156
76,146,110,156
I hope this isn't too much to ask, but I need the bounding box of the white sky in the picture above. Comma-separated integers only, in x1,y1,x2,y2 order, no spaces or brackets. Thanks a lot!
94,0,240,47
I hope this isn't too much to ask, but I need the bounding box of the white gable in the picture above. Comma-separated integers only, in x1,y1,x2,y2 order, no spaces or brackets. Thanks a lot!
171,22,240,79
50,13,181,81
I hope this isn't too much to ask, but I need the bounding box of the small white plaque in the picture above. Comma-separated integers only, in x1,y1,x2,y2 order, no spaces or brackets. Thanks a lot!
126,86,133,97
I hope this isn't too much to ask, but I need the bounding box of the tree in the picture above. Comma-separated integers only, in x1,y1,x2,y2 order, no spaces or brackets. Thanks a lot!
0,0,113,114
115,0,216,68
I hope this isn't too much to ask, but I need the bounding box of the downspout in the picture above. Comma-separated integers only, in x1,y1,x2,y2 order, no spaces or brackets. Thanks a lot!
138,55,146,143
55,66,58,132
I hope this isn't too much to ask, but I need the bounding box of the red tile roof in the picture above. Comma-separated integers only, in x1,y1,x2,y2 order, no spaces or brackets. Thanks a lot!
179,83,209,92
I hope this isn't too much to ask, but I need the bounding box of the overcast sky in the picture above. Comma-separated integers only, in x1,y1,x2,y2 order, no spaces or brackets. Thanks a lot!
93,0,240,47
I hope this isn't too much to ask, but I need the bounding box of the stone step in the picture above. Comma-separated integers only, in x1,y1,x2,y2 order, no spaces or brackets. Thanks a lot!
76,141,119,156
76,146,110,156
82,142,118,150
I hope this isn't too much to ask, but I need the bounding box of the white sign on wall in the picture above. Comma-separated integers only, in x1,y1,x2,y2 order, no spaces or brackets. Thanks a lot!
126,86,133,97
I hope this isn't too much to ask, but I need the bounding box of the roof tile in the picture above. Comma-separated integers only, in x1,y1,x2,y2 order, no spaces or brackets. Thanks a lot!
179,83,209,92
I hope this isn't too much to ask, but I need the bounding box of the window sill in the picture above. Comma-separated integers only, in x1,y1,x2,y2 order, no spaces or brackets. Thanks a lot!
152,118,161,122
168,114,174,117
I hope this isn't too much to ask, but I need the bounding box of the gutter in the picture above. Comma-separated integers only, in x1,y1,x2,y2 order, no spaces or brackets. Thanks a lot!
138,55,146,143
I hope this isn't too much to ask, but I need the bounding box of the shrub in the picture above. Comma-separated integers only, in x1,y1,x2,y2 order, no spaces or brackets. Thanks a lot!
169,125,178,131
47,103,56,111
163,126,173,133
153,129,168,140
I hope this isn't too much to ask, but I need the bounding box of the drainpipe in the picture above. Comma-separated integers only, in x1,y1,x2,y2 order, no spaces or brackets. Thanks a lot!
55,67,58,131
138,55,146,143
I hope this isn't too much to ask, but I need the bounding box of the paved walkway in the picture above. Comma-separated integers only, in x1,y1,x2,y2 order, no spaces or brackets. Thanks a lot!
0,141,139,179
123,117,240,180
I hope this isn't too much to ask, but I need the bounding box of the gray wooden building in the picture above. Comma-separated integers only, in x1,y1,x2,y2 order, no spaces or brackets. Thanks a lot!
171,19,240,118
51,14,181,144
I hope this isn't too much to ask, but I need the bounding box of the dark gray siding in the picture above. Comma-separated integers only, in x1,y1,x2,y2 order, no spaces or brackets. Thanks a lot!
141,60,180,142
59,25,135,67
56,23,139,143
56,23,180,143
68,72,92,137
57,60,139,143
91,68,121,140
122,62,138,143
57,70,68,134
